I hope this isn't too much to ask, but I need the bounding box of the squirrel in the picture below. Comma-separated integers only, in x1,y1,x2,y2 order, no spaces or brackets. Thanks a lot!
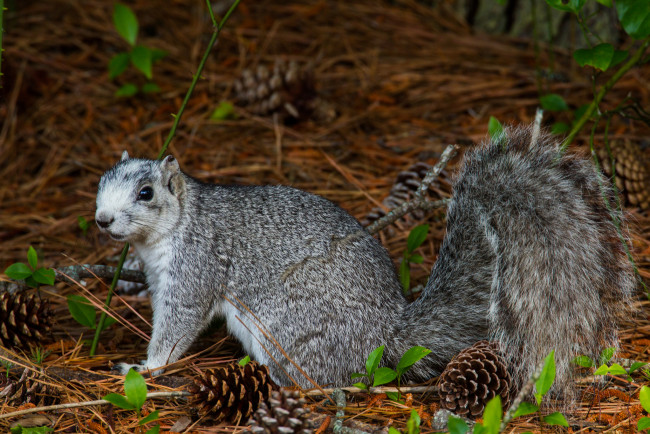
95,125,634,396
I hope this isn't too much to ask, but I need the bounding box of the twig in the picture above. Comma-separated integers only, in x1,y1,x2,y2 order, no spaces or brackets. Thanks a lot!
0,391,190,420
500,357,547,431
367,144,458,235
304,384,438,396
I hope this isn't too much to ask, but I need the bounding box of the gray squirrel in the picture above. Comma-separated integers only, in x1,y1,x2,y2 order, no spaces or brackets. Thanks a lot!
95,125,634,396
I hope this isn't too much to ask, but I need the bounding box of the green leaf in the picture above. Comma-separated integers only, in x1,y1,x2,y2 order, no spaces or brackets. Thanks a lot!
488,116,504,144
599,347,616,364
144,426,160,434
574,43,615,71
12,428,54,434
386,391,403,403
512,401,539,419
406,224,429,252
388,427,401,434
616,0,650,39
409,254,424,264
210,101,236,121
551,122,570,135
239,355,251,366
366,345,385,376
5,262,33,280
98,315,118,333
103,392,135,410
630,361,646,374
113,3,138,46
535,350,556,404
25,276,39,288
373,367,398,386
131,45,153,80
574,103,595,121
139,410,159,425
77,215,89,236
116,83,138,97
353,382,367,389
545,0,586,13
640,386,650,413
350,373,367,379
638,416,650,431
125,368,148,410
610,50,629,68
540,94,568,112
27,246,38,270
472,423,486,434
151,49,167,63
406,409,421,434
596,0,612,6
447,415,470,434
593,363,609,375
481,396,502,434
543,412,569,427
108,52,131,79
32,268,55,286
399,259,410,292
396,346,431,375
572,355,594,368
67,295,97,329
607,363,628,376
141,82,161,94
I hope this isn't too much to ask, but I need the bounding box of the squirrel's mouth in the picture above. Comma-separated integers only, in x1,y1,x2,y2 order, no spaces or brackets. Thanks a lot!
106,231,127,241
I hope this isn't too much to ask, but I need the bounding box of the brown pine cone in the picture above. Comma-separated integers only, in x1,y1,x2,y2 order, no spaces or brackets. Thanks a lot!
438,341,511,417
188,361,276,424
246,389,314,434
597,140,650,209
0,291,52,349
362,161,452,229
233,60,334,123
0,367,60,407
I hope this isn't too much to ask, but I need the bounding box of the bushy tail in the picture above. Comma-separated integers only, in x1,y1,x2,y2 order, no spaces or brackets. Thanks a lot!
394,125,635,398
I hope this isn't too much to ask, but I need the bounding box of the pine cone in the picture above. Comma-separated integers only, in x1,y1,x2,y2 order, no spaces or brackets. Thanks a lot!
188,361,275,424
0,368,60,406
438,341,511,417
246,389,314,434
597,140,650,209
233,60,333,123
362,161,452,228
0,291,52,349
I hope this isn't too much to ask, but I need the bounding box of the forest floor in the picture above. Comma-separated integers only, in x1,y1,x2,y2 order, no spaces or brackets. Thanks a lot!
2,0,650,432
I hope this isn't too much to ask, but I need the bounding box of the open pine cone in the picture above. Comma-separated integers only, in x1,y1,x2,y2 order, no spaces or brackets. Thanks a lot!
597,139,650,209
246,389,314,434
0,291,52,349
438,341,511,417
188,361,275,424
0,367,60,407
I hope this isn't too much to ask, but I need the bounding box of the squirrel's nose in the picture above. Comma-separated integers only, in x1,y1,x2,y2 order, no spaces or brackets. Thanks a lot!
95,211,114,229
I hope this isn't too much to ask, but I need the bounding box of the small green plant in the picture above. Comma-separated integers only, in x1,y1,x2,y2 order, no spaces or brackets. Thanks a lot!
210,101,237,121
1,359,12,378
351,345,431,403
77,215,89,236
388,409,421,434
573,346,645,380
4,246,55,288
238,355,251,366
30,347,52,365
638,385,650,431
67,294,117,335
104,368,160,434
399,224,429,294
109,3,166,97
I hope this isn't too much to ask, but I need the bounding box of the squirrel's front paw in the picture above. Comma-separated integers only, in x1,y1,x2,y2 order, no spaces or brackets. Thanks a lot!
115,361,164,376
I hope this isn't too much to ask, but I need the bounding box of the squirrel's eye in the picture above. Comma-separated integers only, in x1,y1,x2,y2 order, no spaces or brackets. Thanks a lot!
137,186,154,201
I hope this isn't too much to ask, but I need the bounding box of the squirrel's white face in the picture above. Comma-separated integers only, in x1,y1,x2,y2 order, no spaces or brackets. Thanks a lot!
95,152,185,245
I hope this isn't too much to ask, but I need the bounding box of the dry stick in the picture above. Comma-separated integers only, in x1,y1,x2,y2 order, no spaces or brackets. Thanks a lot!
304,385,438,397
367,144,458,235
0,391,190,420
90,0,242,356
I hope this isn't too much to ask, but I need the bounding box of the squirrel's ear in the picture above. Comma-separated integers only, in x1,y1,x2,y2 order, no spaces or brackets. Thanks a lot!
161,155,180,174
161,155,184,196
121,150,130,161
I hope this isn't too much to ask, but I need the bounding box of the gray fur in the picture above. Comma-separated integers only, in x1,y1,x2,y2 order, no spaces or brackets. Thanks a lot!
95,126,634,396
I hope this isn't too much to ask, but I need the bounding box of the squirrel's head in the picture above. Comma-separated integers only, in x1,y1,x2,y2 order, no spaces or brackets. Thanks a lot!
95,152,186,245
